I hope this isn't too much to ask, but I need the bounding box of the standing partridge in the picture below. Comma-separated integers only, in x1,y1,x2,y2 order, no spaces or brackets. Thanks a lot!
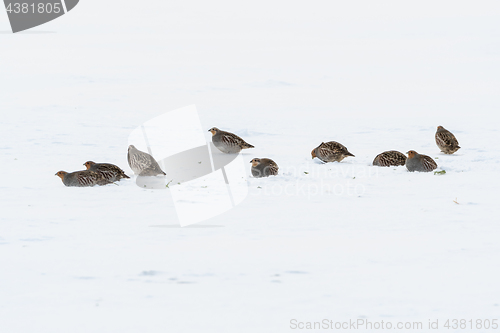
209,127,254,154
435,126,460,154
311,141,355,163
84,161,130,182
250,158,279,178
127,145,166,176
405,150,438,172
55,170,112,187
373,150,407,167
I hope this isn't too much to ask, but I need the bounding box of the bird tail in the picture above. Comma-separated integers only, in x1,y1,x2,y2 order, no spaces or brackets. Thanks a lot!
346,152,355,157
242,143,254,149
122,173,131,179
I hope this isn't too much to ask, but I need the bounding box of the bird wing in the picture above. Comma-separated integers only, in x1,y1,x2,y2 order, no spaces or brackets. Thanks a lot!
374,151,406,166
267,164,279,175
76,171,98,186
421,156,438,171
320,142,344,156
96,164,122,180
130,151,154,171
221,132,247,147
436,131,459,147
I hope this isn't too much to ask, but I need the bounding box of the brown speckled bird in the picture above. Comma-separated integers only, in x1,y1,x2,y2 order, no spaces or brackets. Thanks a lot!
127,145,166,176
435,126,460,154
55,170,113,187
250,158,279,177
84,161,130,182
373,150,407,167
405,150,438,172
311,141,355,163
209,127,254,154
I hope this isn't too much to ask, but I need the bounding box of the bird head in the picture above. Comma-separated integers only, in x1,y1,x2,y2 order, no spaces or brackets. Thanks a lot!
311,148,317,159
208,127,219,135
437,126,444,130
250,158,261,167
55,171,67,179
83,161,95,169
406,150,418,158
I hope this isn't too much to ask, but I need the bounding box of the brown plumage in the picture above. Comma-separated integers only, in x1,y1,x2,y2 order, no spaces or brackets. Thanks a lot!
84,161,130,182
373,150,407,167
209,127,254,154
55,170,113,187
250,158,279,177
405,150,438,172
435,126,460,154
311,141,355,163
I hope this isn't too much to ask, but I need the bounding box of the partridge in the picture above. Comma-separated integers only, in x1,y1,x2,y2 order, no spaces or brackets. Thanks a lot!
405,150,438,172
209,127,254,154
84,161,130,182
250,158,279,178
127,145,166,176
435,126,460,154
373,150,407,167
55,170,112,187
311,141,355,163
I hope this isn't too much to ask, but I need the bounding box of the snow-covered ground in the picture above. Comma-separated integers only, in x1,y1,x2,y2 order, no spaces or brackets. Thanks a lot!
1,1,500,332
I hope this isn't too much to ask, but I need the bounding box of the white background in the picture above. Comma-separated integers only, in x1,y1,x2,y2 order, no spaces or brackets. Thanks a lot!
1,1,500,332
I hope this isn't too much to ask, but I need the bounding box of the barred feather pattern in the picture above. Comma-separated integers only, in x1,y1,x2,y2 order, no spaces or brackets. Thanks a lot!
213,130,254,154
420,155,438,172
435,127,460,154
405,151,438,172
315,141,355,163
87,162,130,182
372,151,407,167
57,170,111,187
127,145,166,176
251,158,279,177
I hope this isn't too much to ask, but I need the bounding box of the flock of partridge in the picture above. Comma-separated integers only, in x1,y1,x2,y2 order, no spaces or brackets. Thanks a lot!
55,125,460,186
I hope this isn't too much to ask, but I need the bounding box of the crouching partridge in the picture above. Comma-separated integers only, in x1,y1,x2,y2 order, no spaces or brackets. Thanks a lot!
405,150,438,172
373,150,407,167
250,158,279,178
209,127,254,154
84,161,130,182
311,141,354,163
435,126,460,154
127,145,166,176
55,170,112,187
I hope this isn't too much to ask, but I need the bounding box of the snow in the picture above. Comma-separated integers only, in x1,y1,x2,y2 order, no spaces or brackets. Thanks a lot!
1,1,500,332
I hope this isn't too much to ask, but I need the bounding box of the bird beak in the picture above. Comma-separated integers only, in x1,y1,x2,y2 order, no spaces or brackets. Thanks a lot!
311,156,314,159
54,173,57,176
